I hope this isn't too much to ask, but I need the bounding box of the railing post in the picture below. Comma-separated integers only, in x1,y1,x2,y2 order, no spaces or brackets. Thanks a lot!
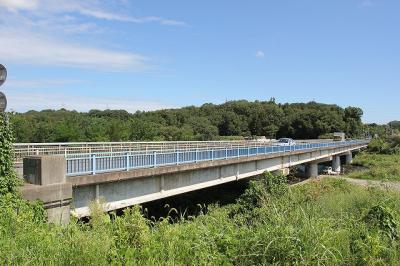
247,147,250,157
211,149,214,161
126,152,130,171
195,149,198,162
225,147,228,159
176,151,180,165
154,151,157,168
92,154,96,175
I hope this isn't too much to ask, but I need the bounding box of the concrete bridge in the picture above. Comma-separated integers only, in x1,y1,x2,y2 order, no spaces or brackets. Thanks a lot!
18,139,369,224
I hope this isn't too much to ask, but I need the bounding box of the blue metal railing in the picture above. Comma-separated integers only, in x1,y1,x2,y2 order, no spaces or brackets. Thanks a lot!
65,140,369,176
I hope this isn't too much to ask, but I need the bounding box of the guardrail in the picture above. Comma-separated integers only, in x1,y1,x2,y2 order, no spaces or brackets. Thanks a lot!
13,141,262,159
65,140,369,176
13,139,330,163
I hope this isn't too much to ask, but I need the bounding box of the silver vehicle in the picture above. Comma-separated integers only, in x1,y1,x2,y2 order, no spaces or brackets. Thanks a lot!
277,138,296,146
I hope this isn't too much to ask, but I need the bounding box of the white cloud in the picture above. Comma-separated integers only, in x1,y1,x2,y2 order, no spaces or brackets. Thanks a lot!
0,0,187,26
159,19,187,27
6,79,83,89
5,91,173,113
26,17,99,34
0,28,149,71
0,1,183,112
79,9,187,26
256,51,265,58
78,8,134,22
0,0,38,11
0,1,186,70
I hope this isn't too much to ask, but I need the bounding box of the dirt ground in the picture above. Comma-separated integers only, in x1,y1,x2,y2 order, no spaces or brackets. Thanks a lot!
293,175,400,191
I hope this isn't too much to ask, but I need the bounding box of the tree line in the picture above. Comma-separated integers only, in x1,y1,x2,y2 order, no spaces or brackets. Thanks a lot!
9,100,365,143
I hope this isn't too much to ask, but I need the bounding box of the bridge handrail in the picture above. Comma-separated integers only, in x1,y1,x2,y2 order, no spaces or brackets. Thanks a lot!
65,140,369,176
12,139,335,162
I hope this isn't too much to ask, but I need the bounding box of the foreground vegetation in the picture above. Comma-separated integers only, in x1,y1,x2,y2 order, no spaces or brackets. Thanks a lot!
10,100,364,142
2,173,400,265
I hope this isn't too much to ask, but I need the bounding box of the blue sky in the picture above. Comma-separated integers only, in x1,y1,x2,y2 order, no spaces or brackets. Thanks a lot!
0,0,398,123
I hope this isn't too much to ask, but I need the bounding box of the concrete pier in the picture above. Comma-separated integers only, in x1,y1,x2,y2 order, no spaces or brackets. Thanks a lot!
345,151,353,164
332,155,341,173
306,163,318,178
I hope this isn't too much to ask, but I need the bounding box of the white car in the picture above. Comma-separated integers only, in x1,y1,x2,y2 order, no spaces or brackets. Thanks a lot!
277,138,296,146
322,167,340,175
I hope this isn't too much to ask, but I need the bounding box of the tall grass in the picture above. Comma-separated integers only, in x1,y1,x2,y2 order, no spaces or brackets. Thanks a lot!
350,152,400,181
1,172,400,265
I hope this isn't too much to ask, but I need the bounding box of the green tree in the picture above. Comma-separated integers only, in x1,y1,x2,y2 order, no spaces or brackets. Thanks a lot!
107,119,130,141
344,107,363,137
187,116,219,140
129,119,160,140
10,100,366,142
219,111,247,136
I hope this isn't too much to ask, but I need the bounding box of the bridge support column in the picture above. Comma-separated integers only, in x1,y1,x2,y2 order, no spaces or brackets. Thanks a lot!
305,163,318,178
332,155,341,173
20,156,72,225
345,152,353,165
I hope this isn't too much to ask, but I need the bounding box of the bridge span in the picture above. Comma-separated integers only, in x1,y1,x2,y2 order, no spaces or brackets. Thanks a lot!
19,139,369,224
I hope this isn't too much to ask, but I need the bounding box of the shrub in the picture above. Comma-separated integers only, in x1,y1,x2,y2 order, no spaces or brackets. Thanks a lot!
0,113,21,195
368,135,400,155
364,205,398,240
235,172,288,213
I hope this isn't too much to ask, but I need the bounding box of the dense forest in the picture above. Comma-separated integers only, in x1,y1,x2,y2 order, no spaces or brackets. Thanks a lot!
389,121,400,130
10,100,365,143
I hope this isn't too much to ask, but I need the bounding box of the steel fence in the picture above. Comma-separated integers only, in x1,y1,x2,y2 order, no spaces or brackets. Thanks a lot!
13,139,336,163
65,140,369,176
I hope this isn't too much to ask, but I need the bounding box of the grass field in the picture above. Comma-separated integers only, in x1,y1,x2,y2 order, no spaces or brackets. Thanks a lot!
350,152,400,182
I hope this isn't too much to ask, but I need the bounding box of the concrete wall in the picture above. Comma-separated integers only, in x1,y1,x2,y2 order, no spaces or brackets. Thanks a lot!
20,156,72,225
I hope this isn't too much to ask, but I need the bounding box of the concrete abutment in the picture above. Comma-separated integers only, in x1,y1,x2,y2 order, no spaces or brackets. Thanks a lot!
20,156,72,225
